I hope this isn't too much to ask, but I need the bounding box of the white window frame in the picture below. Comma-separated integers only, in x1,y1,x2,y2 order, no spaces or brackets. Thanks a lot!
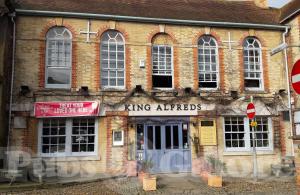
152,45,174,90
223,116,273,152
38,118,98,157
198,36,219,90
45,27,72,89
100,31,126,89
243,37,264,91
112,130,124,146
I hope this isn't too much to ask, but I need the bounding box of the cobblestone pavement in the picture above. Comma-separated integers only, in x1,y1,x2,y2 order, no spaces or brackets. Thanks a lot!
0,174,297,195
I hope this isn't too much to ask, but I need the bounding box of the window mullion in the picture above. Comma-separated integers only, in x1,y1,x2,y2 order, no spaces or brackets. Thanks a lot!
244,117,251,150
66,119,72,155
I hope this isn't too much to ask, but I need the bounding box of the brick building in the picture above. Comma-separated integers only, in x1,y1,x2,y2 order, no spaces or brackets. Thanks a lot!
4,0,298,178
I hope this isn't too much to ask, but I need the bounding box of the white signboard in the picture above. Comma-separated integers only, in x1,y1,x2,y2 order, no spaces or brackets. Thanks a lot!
125,104,202,116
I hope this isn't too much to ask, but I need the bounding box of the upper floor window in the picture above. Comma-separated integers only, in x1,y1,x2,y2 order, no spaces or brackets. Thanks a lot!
151,33,174,89
46,27,72,88
100,31,125,88
198,36,219,89
243,37,263,90
152,45,173,88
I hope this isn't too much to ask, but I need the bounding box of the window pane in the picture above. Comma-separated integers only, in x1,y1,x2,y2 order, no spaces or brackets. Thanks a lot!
224,117,245,149
41,119,66,154
47,68,70,85
137,124,144,150
46,27,72,87
198,36,218,89
243,38,262,88
173,125,179,149
72,118,96,153
155,126,161,150
165,125,171,149
100,31,125,88
152,45,173,88
147,126,153,150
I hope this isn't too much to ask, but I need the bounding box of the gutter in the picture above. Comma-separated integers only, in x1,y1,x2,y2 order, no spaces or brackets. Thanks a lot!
15,9,288,31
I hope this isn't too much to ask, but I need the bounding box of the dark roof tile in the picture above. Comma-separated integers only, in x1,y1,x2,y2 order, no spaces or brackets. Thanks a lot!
14,0,281,25
280,0,300,23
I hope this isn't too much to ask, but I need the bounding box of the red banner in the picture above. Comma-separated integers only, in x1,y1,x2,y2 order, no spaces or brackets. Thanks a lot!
34,101,99,118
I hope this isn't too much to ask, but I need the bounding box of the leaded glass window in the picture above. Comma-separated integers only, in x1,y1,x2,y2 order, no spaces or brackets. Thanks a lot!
39,118,97,157
250,117,270,148
72,119,95,153
224,116,272,151
243,37,263,89
100,31,125,88
224,117,246,149
41,119,66,154
152,45,173,88
198,36,218,89
46,27,72,88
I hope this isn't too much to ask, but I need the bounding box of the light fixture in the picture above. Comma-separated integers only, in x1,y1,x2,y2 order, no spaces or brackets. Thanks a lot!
135,85,143,93
20,85,30,96
184,87,192,94
80,86,89,96
230,90,238,99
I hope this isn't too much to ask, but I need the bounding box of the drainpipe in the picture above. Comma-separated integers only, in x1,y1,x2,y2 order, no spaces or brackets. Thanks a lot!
7,12,16,152
282,26,294,156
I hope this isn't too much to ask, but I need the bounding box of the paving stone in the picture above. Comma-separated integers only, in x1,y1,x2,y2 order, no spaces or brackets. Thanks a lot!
1,174,297,195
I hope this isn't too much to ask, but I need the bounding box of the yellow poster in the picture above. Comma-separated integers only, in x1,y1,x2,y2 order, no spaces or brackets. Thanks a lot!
200,120,217,146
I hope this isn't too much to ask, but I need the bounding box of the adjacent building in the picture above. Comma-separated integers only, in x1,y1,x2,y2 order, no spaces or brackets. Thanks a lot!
4,0,298,178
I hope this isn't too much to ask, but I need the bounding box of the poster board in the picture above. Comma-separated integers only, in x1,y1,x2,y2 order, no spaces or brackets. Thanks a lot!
200,120,217,146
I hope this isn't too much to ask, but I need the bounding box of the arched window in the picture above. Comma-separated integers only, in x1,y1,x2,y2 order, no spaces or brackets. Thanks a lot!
198,35,219,89
45,27,72,88
243,37,263,89
100,30,125,88
152,33,173,89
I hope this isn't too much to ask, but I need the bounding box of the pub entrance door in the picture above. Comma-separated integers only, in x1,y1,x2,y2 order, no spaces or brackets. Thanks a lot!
137,123,191,173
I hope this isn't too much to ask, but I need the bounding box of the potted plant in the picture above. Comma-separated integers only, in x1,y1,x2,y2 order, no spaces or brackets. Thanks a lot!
206,155,227,187
138,159,153,183
139,159,157,191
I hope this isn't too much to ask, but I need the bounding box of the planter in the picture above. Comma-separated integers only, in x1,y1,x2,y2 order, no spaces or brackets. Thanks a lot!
138,171,150,183
143,175,157,191
126,160,137,177
207,174,222,187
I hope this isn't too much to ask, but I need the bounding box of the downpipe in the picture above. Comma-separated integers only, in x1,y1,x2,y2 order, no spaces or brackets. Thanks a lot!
282,26,294,156
7,12,16,153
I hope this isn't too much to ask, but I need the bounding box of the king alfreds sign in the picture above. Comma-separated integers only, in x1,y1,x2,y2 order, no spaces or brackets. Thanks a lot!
124,103,201,116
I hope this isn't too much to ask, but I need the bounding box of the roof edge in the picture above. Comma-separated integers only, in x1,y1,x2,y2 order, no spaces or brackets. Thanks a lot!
16,9,288,31
280,9,300,23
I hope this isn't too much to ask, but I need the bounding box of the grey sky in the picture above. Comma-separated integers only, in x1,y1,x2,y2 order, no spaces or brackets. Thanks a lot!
268,0,292,8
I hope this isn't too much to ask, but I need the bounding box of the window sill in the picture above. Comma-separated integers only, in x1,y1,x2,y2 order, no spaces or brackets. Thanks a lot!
152,88,175,92
244,89,266,94
100,88,127,92
223,150,274,156
38,155,100,161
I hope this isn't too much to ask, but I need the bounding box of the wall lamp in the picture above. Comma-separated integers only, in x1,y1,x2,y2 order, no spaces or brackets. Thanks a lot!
20,85,30,96
135,85,143,93
80,86,89,96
